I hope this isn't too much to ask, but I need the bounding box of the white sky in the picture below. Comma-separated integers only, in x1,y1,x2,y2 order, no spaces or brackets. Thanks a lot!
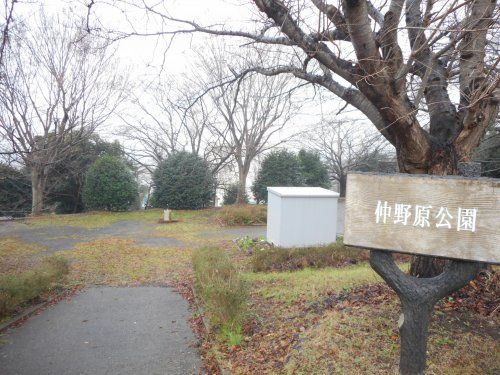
8,0,383,187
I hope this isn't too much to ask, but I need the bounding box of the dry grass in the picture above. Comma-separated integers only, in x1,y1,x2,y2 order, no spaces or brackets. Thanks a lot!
23,208,218,229
58,238,192,286
1,210,497,374
243,263,385,304
23,209,162,228
284,301,499,374
0,237,48,275
216,204,267,226
192,247,248,346
212,258,498,374
0,256,69,319
251,242,368,272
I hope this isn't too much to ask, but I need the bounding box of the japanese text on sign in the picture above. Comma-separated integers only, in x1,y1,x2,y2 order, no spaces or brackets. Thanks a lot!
375,201,478,232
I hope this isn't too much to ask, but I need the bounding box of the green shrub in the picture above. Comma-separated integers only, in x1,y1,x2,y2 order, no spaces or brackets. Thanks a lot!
151,152,215,210
223,183,248,205
217,204,267,226
83,154,139,211
298,149,330,188
252,150,303,203
251,241,367,272
47,136,127,214
0,164,31,216
0,256,69,318
192,247,248,346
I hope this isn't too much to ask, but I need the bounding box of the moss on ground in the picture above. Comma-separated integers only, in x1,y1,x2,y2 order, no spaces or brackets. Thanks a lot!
0,256,69,320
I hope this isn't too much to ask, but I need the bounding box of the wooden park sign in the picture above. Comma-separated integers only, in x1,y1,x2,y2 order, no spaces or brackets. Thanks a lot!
344,172,500,264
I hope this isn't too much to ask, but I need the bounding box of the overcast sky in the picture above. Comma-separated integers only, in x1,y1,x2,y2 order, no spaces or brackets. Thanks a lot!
7,0,382,184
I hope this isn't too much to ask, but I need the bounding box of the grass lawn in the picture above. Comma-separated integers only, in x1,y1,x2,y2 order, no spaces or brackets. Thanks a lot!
0,238,48,275
23,208,212,229
243,263,383,304
208,259,498,374
1,208,498,374
58,238,193,286
0,209,216,322
0,238,69,322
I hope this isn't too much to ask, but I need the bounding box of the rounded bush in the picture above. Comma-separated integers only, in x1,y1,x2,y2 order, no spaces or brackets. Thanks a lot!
298,149,330,188
82,155,138,211
251,150,303,203
151,152,215,209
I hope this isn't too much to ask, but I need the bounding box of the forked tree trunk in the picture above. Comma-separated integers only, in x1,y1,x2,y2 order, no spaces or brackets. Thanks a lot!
398,300,433,374
374,158,483,374
370,251,482,375
31,169,46,216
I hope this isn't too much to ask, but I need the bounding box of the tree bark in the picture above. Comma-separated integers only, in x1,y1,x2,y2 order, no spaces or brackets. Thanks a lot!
339,174,347,197
408,156,482,277
399,300,433,375
31,168,46,216
409,255,447,278
236,165,248,204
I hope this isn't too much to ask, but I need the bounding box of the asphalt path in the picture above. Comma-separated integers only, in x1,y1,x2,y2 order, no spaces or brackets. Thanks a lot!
0,287,200,375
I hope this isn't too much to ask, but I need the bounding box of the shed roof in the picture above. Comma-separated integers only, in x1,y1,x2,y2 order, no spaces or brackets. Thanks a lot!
267,186,339,198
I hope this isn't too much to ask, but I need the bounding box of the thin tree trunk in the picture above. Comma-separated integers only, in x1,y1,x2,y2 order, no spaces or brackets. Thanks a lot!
31,169,45,216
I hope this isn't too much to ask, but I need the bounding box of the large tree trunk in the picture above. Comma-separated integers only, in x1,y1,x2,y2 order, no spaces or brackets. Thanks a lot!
404,147,459,277
409,255,447,278
236,166,248,204
31,168,46,216
338,174,347,197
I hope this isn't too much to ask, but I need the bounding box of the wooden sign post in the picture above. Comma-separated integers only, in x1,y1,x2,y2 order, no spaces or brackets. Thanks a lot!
343,172,499,375
344,173,500,263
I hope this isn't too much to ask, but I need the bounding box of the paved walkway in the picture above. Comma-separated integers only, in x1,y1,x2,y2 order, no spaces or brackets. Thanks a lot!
0,219,267,375
0,287,200,375
0,205,345,374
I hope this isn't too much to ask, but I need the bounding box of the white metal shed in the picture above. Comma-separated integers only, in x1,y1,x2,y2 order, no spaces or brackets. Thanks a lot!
266,187,339,247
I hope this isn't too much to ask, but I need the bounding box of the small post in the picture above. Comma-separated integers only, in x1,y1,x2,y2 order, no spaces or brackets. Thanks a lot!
163,209,171,222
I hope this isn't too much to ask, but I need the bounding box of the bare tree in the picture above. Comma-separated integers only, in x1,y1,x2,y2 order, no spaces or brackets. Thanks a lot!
199,44,298,203
120,80,233,178
120,86,186,171
0,12,125,215
308,120,391,196
0,0,17,67
87,1,499,371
